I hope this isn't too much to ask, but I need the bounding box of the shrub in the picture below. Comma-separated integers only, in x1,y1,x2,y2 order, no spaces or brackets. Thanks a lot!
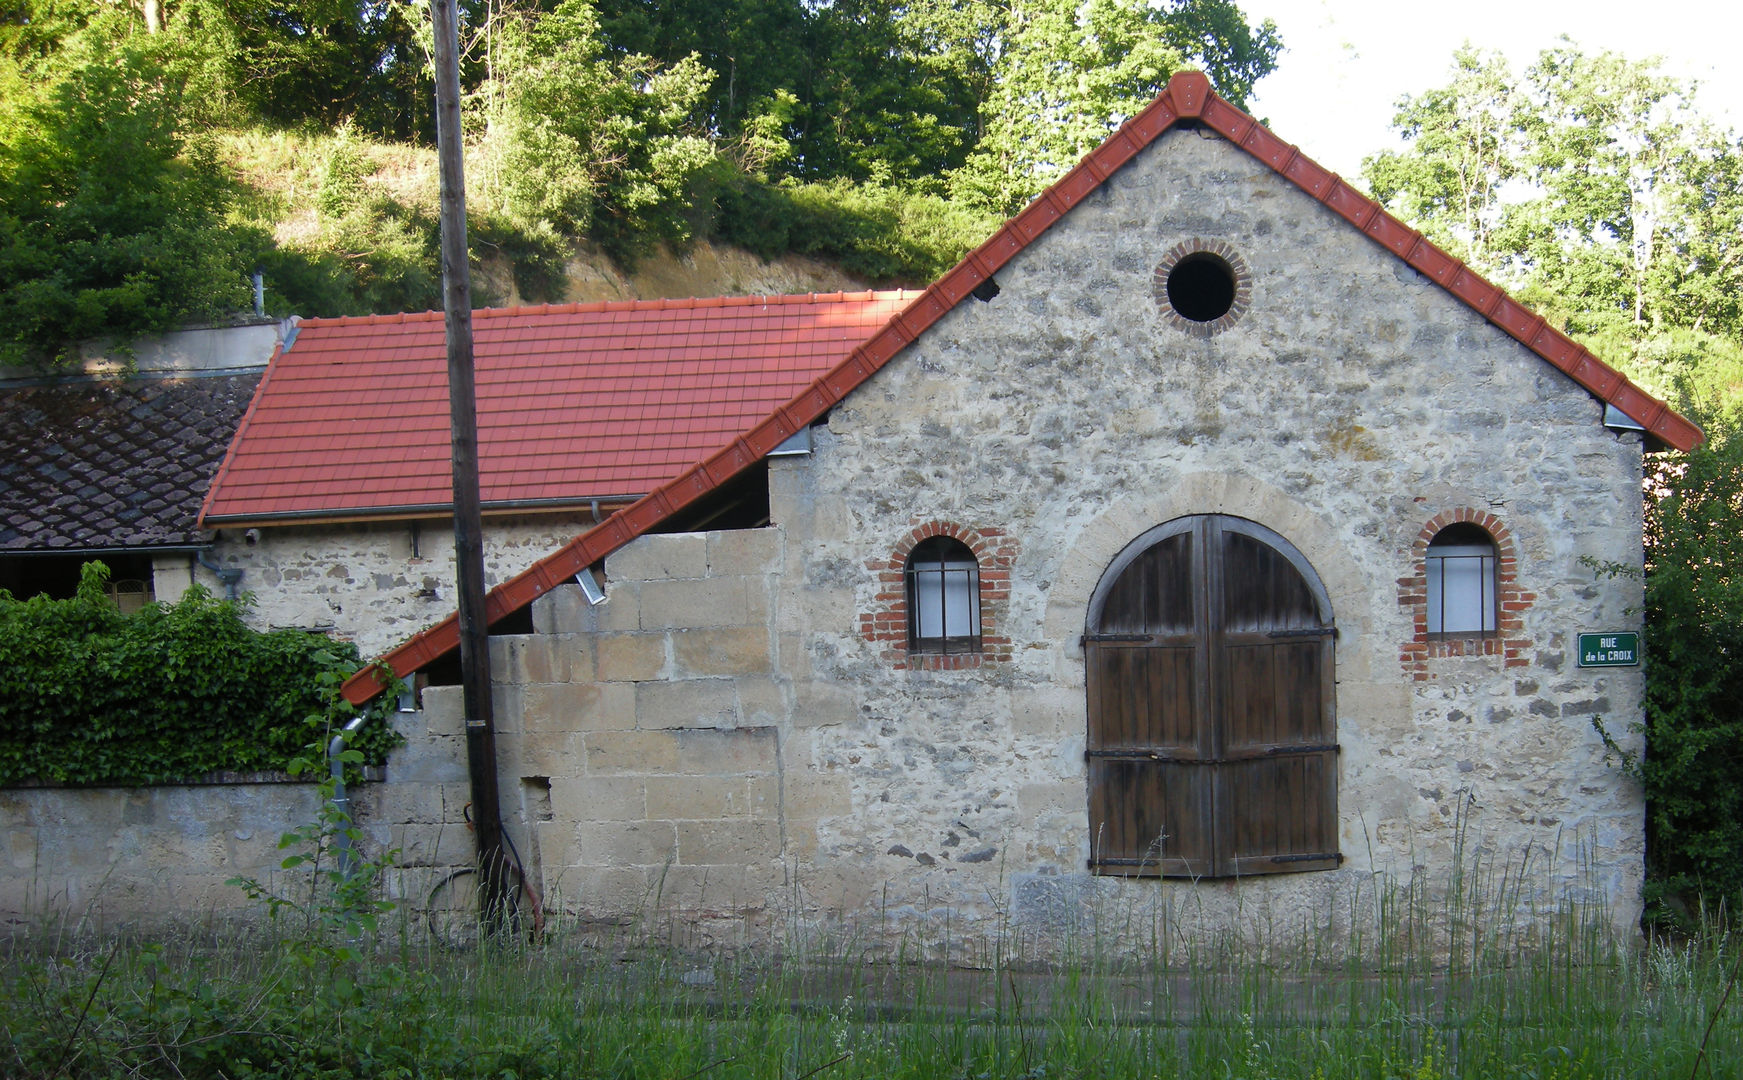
0,563,398,786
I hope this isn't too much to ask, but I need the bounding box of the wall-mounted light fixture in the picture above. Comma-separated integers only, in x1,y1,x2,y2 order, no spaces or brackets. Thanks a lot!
577,566,607,605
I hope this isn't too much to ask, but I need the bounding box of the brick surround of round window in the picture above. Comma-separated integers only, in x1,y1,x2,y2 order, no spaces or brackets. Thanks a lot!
1153,239,1251,337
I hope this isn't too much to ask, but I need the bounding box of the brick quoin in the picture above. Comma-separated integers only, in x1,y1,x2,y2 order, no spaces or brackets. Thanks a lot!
1398,508,1533,681
866,519,1020,670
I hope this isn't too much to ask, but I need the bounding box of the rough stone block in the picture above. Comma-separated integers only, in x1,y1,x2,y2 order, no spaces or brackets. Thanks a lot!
559,865,657,915
577,820,678,866
490,635,567,685
646,776,753,820
640,577,748,630
736,677,787,727
792,682,859,729
354,780,447,825
510,731,585,777
549,776,648,824
707,528,782,576
781,772,852,818
583,730,683,775
532,583,585,635
775,633,812,680
525,681,617,734
387,733,470,784
595,633,668,682
491,683,525,734
780,585,853,634
673,726,779,775
675,820,781,865
652,863,753,907
671,627,773,678
636,679,741,730
420,686,464,736
608,533,707,582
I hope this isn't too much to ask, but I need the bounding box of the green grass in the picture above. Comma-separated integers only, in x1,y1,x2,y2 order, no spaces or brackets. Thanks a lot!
4,878,1740,1080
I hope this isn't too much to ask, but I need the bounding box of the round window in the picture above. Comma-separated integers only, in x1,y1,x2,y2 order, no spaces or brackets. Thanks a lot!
1152,240,1250,337
1166,252,1237,321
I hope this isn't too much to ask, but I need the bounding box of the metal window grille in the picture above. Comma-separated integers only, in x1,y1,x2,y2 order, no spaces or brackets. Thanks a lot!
1426,540,1497,635
905,537,981,654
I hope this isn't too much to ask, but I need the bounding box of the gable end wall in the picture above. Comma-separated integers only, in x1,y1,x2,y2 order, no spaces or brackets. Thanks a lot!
463,128,1647,956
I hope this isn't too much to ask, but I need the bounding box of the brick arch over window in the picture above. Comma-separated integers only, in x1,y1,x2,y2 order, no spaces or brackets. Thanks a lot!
862,522,1018,670
1398,508,1535,680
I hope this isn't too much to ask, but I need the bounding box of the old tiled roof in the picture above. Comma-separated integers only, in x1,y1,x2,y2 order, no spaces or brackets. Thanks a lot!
341,71,1700,704
0,371,262,552
200,293,920,526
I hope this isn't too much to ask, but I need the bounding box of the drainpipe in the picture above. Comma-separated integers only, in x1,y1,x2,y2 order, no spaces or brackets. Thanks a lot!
328,713,370,881
194,548,243,601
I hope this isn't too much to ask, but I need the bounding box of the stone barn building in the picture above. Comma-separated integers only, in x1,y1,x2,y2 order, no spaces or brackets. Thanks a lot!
202,73,1698,952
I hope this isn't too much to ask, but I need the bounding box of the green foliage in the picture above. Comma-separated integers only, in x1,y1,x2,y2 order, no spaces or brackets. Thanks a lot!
3,899,1742,1078
0,564,399,786
1606,412,1743,925
1364,45,1743,361
496,0,717,263
947,0,1281,215
710,171,1002,283
0,22,257,368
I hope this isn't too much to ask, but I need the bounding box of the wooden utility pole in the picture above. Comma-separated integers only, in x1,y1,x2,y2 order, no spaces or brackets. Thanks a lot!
431,0,512,924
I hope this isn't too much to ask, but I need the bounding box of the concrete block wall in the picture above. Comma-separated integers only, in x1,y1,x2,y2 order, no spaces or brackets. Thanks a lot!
0,709,474,934
0,781,325,931
464,529,802,945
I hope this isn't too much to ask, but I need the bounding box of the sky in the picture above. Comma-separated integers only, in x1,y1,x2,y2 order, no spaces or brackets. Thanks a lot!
1233,0,1743,180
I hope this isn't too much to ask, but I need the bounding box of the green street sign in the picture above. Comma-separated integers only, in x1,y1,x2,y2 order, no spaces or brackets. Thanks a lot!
1577,632,1639,668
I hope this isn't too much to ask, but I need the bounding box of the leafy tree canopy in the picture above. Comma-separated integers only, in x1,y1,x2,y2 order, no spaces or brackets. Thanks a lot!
0,17,258,368
1368,44,1743,924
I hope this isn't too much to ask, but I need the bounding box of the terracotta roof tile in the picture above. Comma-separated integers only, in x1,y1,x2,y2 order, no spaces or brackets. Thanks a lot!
342,72,1700,704
200,292,918,525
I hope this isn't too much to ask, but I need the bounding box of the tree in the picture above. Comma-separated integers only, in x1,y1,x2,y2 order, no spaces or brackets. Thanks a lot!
1368,44,1743,924
1364,45,1743,379
495,0,717,260
0,22,256,368
947,0,1280,215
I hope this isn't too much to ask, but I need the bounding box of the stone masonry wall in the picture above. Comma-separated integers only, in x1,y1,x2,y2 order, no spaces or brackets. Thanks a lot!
477,125,1648,957
197,513,598,657
0,712,482,934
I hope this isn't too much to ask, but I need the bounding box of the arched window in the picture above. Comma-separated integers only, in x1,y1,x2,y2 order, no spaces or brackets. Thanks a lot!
1426,523,1498,637
1084,515,1339,878
905,536,981,654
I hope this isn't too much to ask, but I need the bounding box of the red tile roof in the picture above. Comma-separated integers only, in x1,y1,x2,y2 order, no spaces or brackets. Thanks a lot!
199,293,919,526
340,71,1700,704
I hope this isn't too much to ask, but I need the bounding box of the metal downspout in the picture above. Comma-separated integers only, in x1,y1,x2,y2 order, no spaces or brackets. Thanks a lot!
328,713,369,882
194,547,242,601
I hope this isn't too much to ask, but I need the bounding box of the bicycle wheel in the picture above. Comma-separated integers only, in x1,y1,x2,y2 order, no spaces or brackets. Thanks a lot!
425,866,523,949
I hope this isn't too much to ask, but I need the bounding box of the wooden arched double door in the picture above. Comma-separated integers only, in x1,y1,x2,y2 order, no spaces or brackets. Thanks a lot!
1084,515,1339,878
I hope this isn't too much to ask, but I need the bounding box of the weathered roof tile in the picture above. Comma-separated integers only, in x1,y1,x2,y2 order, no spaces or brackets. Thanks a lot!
0,372,261,552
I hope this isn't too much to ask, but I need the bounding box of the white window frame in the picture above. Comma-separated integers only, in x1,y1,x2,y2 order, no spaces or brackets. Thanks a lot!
1426,527,1498,636
905,537,981,654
